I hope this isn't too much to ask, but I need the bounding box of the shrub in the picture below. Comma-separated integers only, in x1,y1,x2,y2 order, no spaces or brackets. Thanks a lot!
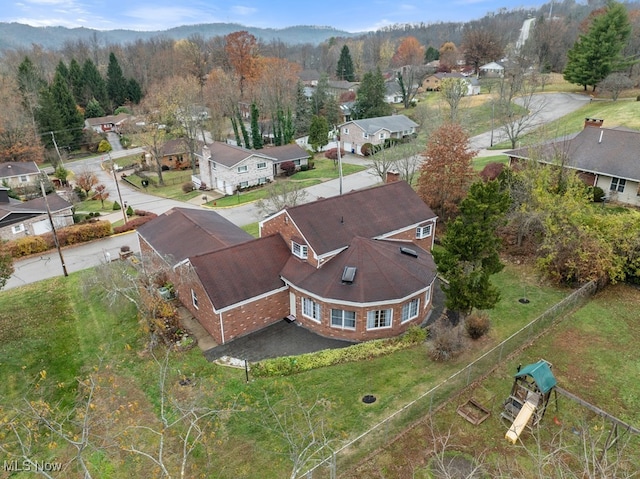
134,210,156,217
182,182,194,193
113,215,156,234
323,148,346,160
280,161,296,176
465,311,491,340
251,325,427,377
112,201,121,210
479,162,505,182
126,205,134,217
300,164,309,171
428,322,466,362
361,143,374,156
73,186,87,201
308,159,315,169
97,139,112,153
7,236,49,257
161,165,170,171
591,186,605,202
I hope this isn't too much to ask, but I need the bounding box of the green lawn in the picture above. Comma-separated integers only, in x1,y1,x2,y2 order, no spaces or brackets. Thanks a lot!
209,178,322,207
290,158,366,180
472,154,509,171
0,263,577,478
124,170,202,202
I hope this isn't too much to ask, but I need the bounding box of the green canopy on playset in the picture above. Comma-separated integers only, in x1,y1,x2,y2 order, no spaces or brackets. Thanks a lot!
514,360,557,394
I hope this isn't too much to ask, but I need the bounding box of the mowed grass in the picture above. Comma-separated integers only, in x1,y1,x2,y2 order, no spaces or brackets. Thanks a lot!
350,283,640,478
0,263,574,478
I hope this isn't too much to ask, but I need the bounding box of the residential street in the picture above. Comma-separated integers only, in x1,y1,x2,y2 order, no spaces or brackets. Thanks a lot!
2,92,590,291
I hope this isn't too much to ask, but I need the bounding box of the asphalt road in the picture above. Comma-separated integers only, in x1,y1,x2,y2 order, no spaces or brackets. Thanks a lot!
2,92,590,291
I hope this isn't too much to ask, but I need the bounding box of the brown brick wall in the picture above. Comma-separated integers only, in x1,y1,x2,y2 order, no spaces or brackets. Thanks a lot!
387,220,436,250
220,290,289,342
261,213,319,267
289,287,432,342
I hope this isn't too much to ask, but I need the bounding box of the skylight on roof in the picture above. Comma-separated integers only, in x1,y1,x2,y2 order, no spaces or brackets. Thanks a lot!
400,247,418,258
342,266,357,283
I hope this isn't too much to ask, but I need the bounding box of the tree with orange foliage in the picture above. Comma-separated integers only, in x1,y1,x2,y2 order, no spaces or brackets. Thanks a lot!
391,36,425,68
224,31,260,97
438,42,460,72
417,123,476,225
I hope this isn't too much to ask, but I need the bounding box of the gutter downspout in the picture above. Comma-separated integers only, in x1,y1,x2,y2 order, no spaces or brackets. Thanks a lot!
219,312,225,344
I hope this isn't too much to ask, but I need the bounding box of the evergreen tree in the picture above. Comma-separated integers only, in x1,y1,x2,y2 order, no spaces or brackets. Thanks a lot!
308,115,329,152
17,56,46,134
273,107,294,146
127,78,142,104
237,110,251,149
82,59,108,111
563,0,632,91
294,81,312,137
250,102,263,149
85,98,105,118
352,68,392,119
55,60,69,83
322,96,341,129
311,74,329,116
107,52,128,109
50,70,84,150
68,59,85,106
433,180,510,320
425,46,440,63
35,87,65,150
336,45,355,81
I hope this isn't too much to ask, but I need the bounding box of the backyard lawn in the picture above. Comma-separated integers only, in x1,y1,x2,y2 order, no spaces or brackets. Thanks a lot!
0,262,583,478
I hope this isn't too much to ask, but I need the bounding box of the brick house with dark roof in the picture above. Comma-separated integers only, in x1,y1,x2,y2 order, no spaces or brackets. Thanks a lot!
138,181,438,346
506,118,640,207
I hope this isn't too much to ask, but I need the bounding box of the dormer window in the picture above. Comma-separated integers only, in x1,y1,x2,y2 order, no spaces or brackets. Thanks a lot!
292,240,308,259
416,224,432,239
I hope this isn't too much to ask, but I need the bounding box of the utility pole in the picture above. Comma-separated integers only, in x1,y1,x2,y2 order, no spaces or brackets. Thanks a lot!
40,181,68,277
110,155,128,225
50,131,63,166
336,133,343,195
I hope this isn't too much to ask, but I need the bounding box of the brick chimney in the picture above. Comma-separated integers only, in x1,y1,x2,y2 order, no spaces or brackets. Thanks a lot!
584,118,604,129
386,170,400,183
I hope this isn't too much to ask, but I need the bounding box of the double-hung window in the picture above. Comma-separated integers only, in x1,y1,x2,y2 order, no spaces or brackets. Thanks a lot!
331,309,356,329
257,161,267,170
367,309,392,329
12,223,25,234
416,224,432,239
292,241,308,259
302,298,321,322
191,289,199,309
237,165,248,173
401,299,420,323
610,177,626,193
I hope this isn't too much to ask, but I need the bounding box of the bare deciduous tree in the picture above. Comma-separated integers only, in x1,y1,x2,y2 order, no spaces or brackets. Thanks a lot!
255,181,308,217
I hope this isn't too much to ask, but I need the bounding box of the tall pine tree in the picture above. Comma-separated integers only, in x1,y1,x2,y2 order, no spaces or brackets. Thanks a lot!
250,102,263,149
294,81,312,137
563,0,632,91
352,68,392,119
107,52,128,110
336,45,355,81
49,70,84,150
82,59,108,112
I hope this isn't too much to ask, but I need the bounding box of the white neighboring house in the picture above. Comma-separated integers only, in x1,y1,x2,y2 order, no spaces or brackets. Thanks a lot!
479,62,505,78
338,115,418,155
197,142,275,195
0,162,41,190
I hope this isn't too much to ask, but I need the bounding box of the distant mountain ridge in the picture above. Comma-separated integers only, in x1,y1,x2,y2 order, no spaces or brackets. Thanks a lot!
0,22,360,51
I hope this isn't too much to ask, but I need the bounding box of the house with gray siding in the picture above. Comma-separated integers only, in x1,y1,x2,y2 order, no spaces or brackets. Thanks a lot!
338,115,418,155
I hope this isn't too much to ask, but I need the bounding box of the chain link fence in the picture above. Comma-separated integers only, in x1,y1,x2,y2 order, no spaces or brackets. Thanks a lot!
299,280,598,479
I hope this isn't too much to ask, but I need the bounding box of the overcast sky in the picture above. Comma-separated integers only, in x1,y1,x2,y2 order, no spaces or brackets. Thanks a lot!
3,0,550,33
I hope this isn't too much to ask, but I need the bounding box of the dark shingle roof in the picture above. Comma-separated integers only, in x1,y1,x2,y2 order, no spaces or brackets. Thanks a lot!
506,126,640,181
0,161,40,178
137,207,252,263
190,234,291,310
285,181,436,256
283,237,436,303
207,142,271,168
263,144,310,163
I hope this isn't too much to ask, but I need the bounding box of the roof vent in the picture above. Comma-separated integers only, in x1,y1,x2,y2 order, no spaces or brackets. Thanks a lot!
342,266,357,283
400,247,418,258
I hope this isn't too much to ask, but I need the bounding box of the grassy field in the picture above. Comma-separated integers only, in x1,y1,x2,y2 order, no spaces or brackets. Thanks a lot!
348,283,640,478
0,263,579,478
208,178,322,207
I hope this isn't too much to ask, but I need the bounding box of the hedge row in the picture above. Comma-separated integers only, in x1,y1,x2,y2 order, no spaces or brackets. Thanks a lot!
251,326,427,377
7,220,113,258
113,213,157,234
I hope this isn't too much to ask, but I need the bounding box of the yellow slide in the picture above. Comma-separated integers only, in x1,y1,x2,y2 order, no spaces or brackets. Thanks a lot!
505,392,539,444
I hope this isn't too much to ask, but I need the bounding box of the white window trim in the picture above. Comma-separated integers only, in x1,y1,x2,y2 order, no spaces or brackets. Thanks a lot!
12,223,25,234
191,289,199,309
239,181,249,188
19,175,28,183
366,309,392,330
416,224,432,239
343,127,349,134
292,241,308,259
257,161,267,170
302,297,321,323
363,133,369,139
401,298,420,323
237,165,248,173
425,285,432,305
211,162,217,170
331,309,356,330
610,177,626,193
